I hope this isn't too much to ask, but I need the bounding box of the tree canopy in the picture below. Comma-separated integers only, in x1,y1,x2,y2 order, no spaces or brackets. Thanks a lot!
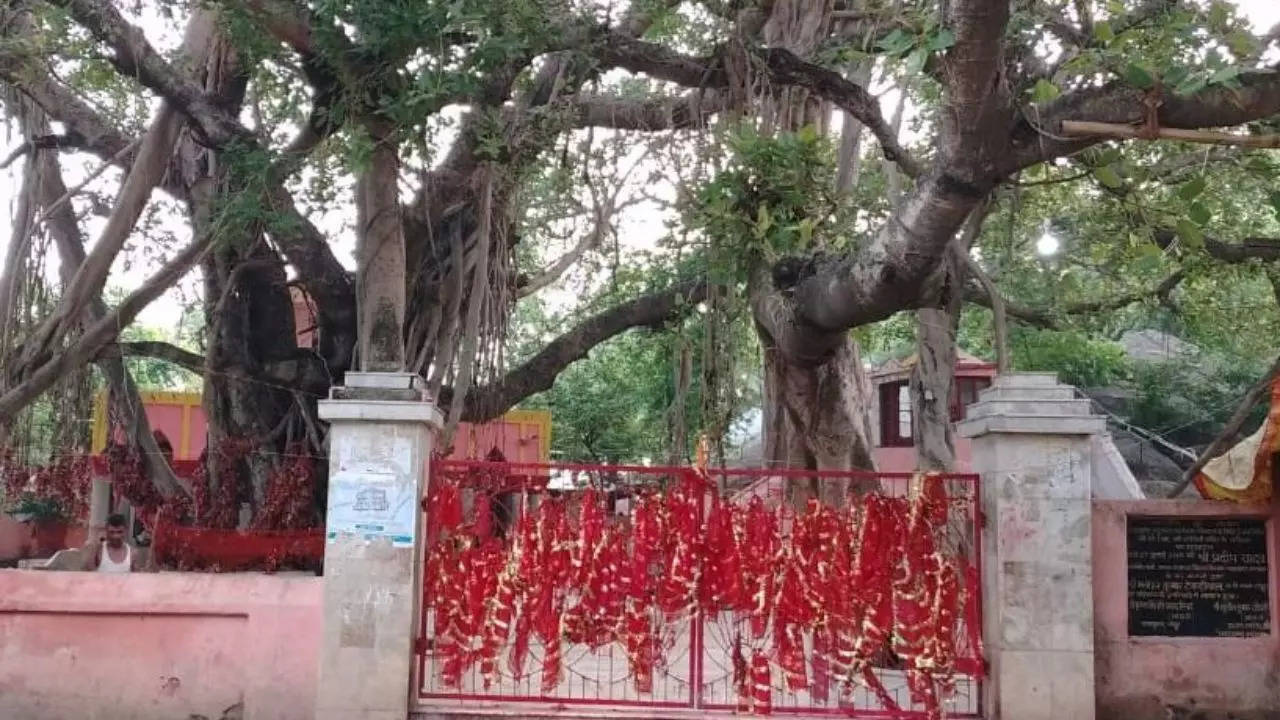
2,0,1280,519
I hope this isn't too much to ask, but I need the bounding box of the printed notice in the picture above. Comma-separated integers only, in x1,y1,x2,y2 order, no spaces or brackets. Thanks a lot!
1127,516,1271,637
327,469,417,547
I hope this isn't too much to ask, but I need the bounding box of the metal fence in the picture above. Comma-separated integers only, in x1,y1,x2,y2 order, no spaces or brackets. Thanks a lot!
415,459,983,718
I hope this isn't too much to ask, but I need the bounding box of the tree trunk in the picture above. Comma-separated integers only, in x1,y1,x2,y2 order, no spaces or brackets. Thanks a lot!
356,120,407,372
911,298,961,472
197,175,297,522
177,29,304,525
760,327,877,497
834,60,872,195
912,205,991,473
750,0,877,501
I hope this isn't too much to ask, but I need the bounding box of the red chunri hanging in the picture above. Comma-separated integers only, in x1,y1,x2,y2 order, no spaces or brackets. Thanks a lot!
422,467,976,715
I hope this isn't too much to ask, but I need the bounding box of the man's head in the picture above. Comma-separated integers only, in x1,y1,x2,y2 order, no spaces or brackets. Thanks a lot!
105,514,127,547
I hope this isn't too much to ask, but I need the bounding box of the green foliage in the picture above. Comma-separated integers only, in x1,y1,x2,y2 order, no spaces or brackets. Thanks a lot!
4,495,66,523
207,141,301,241
519,330,671,463
1010,328,1129,388
874,21,954,74
1129,354,1267,446
690,126,845,281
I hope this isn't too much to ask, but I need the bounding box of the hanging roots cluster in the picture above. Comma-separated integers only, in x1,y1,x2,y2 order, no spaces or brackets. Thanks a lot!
425,467,982,718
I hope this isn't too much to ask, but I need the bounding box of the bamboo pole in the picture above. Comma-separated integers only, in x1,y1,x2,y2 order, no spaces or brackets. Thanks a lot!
1166,353,1280,498
1062,120,1280,149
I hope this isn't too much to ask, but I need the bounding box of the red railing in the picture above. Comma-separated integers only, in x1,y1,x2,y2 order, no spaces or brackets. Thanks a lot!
151,521,324,572
416,459,983,718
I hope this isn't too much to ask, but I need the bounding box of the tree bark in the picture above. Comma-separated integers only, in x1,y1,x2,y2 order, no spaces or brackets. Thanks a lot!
751,0,879,508
911,272,963,472
834,60,872,195
911,204,992,472
356,120,407,372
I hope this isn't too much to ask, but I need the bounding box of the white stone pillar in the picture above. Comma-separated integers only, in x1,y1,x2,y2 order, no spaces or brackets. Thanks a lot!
316,372,442,720
957,373,1103,720
86,476,112,543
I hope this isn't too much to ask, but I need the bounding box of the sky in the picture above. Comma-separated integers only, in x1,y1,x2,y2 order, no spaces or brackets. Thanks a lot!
0,0,1278,336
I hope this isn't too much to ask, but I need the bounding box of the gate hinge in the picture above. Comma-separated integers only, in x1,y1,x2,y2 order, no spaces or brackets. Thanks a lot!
414,636,429,655
420,496,429,512
977,510,988,529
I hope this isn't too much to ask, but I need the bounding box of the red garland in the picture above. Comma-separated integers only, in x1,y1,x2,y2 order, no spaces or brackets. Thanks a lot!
423,468,977,715
750,649,772,715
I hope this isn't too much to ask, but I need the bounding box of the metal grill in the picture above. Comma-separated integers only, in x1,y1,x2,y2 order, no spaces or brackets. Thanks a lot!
415,460,983,718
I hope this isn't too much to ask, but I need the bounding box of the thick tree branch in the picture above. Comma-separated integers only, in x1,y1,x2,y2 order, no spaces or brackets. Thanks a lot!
963,270,1186,329
760,48,924,178
455,279,709,422
49,0,252,147
1008,65,1280,173
34,0,353,375
1153,229,1280,264
0,133,90,168
10,11,223,377
237,0,359,172
0,226,219,422
756,0,1012,363
30,126,187,498
572,90,729,131
0,50,184,197
595,36,922,176
264,184,357,374
110,341,205,375
105,340,329,396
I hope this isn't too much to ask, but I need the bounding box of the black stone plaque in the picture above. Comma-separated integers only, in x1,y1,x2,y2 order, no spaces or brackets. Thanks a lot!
1127,516,1271,637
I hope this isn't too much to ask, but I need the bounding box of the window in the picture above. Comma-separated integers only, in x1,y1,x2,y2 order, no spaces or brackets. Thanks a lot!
879,376,993,447
879,381,913,447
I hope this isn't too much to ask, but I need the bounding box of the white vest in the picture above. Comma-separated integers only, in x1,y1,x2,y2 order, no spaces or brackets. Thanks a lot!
96,542,131,573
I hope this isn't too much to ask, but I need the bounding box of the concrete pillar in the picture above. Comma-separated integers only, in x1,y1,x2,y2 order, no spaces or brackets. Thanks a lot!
957,373,1103,720
86,476,111,543
315,372,442,720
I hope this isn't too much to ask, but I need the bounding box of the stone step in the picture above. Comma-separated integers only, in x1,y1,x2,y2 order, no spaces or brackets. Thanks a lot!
964,398,1096,420
991,372,1060,388
958,412,1106,437
978,385,1077,402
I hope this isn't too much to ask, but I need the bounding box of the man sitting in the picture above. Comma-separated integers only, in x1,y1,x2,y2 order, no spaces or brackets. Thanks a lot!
82,513,152,572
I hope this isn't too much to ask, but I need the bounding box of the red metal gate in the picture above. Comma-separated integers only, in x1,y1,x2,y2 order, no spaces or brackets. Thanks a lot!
415,459,983,718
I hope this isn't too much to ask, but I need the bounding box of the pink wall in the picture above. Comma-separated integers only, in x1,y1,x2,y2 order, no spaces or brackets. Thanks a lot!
872,436,976,474
1092,499,1280,720
0,570,322,720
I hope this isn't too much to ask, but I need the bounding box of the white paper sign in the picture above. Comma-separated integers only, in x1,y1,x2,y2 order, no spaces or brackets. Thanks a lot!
327,469,417,547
